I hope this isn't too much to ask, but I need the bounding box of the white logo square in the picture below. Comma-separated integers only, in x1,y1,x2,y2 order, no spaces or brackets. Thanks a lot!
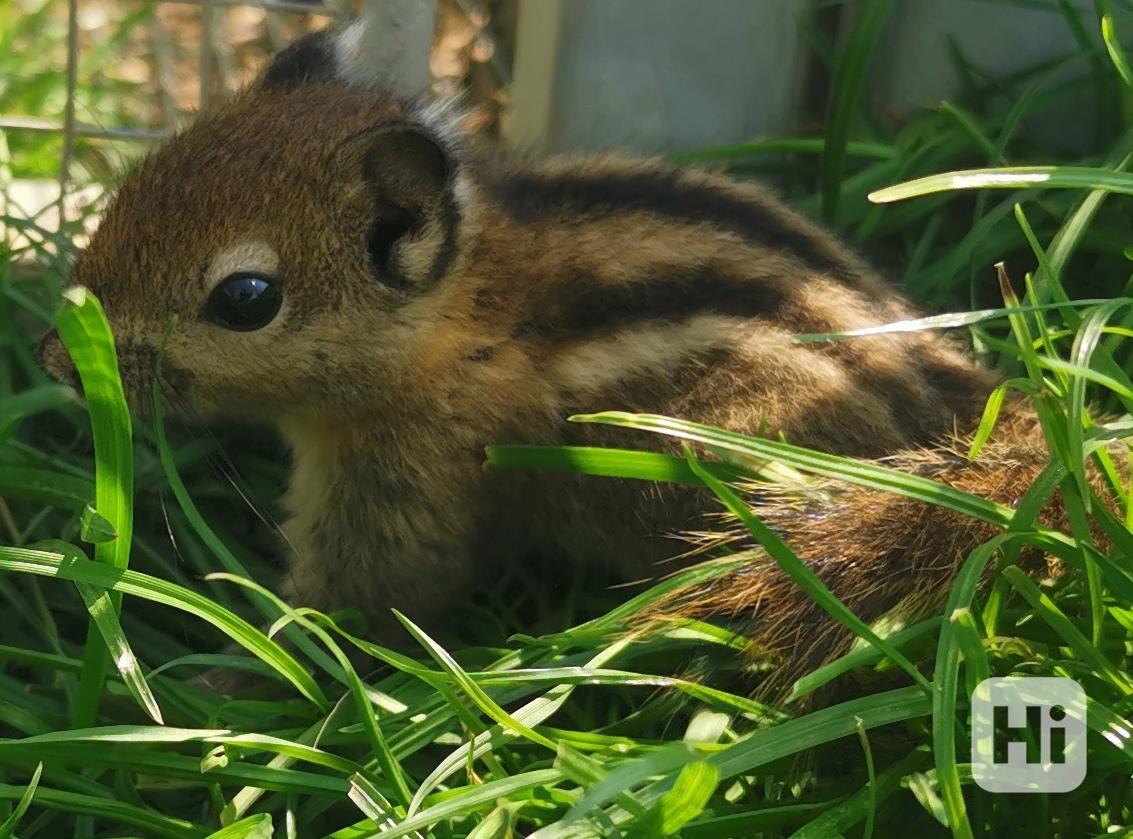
971,676,1087,793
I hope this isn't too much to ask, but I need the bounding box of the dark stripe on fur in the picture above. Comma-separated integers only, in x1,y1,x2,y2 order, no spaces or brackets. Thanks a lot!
490,169,853,278
514,265,786,341
259,31,338,90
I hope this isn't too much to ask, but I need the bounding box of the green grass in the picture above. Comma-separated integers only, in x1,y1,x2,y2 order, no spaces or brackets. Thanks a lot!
4,2,1133,837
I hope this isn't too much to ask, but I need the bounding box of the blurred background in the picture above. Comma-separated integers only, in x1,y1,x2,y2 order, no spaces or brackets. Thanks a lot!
4,0,1130,272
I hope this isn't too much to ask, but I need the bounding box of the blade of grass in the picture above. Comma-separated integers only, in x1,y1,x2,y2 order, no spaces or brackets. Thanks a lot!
821,0,894,223
930,536,1018,839
6,725,363,775
949,608,989,701
683,446,931,693
652,760,719,836
870,166,1133,203
207,575,412,810
75,580,162,722
484,445,747,485
1101,3,1133,90
0,465,92,510
788,618,941,702
0,545,329,710
570,412,1020,529
793,299,1123,343
54,285,134,728
1001,565,1133,694
31,537,163,724
407,640,636,818
203,814,273,839
0,762,41,839
0,779,204,838
788,749,926,839
394,610,558,751
574,684,933,837
351,769,563,839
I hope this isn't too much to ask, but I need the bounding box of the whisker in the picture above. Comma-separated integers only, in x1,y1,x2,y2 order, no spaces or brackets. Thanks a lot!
207,449,297,552
158,376,302,557
158,490,186,570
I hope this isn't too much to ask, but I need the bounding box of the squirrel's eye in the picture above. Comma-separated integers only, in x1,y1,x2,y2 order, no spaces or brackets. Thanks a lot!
205,273,282,331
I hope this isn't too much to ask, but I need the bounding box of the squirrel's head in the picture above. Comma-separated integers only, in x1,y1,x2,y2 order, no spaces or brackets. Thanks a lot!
40,28,468,420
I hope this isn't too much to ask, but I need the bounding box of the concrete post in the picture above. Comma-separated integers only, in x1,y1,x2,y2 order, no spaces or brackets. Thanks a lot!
503,0,813,154
342,0,439,98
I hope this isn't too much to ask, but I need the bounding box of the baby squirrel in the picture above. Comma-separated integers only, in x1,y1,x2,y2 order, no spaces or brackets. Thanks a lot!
39,28,1060,692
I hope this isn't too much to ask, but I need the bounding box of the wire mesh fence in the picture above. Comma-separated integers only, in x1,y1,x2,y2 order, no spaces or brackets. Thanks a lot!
0,0,507,253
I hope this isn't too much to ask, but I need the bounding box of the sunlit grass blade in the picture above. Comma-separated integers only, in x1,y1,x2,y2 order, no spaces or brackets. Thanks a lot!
1101,4,1133,90
1086,695,1133,760
74,579,162,723
0,546,329,710
54,285,135,728
1038,143,1133,299
542,555,746,639
4,724,363,775
792,299,1125,343
571,412,1017,528
930,535,1023,839
407,640,633,818
484,444,746,485
346,773,401,834
203,813,273,839
712,686,930,777
949,607,989,701
562,684,932,838
870,166,1133,204
556,741,655,823
208,574,412,809
641,759,719,836
345,769,563,839
394,609,558,751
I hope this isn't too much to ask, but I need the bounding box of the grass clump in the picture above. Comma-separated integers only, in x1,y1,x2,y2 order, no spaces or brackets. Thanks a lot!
4,3,1133,837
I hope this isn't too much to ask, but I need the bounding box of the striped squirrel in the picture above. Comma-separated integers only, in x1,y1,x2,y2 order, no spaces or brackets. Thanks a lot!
39,28,1067,693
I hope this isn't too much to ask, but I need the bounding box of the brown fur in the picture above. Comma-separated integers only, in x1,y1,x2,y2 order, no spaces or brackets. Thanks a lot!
655,399,1071,697
37,33,1067,693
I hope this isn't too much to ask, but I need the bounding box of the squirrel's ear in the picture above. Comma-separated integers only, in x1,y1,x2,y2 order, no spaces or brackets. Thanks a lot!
259,30,339,90
340,126,460,288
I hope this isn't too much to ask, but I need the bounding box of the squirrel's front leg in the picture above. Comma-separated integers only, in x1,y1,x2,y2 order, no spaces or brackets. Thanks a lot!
277,435,489,641
279,529,477,640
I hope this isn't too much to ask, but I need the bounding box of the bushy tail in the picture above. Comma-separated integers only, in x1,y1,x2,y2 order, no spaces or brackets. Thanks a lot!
653,400,1076,699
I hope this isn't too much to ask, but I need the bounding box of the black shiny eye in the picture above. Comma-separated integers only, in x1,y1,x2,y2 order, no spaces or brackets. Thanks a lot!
205,273,283,331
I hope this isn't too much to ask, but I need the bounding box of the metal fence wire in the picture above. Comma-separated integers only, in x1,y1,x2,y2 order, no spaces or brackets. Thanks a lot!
2,0,505,237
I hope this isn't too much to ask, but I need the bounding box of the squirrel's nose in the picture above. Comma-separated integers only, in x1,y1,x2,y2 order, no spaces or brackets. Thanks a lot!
37,329,80,389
